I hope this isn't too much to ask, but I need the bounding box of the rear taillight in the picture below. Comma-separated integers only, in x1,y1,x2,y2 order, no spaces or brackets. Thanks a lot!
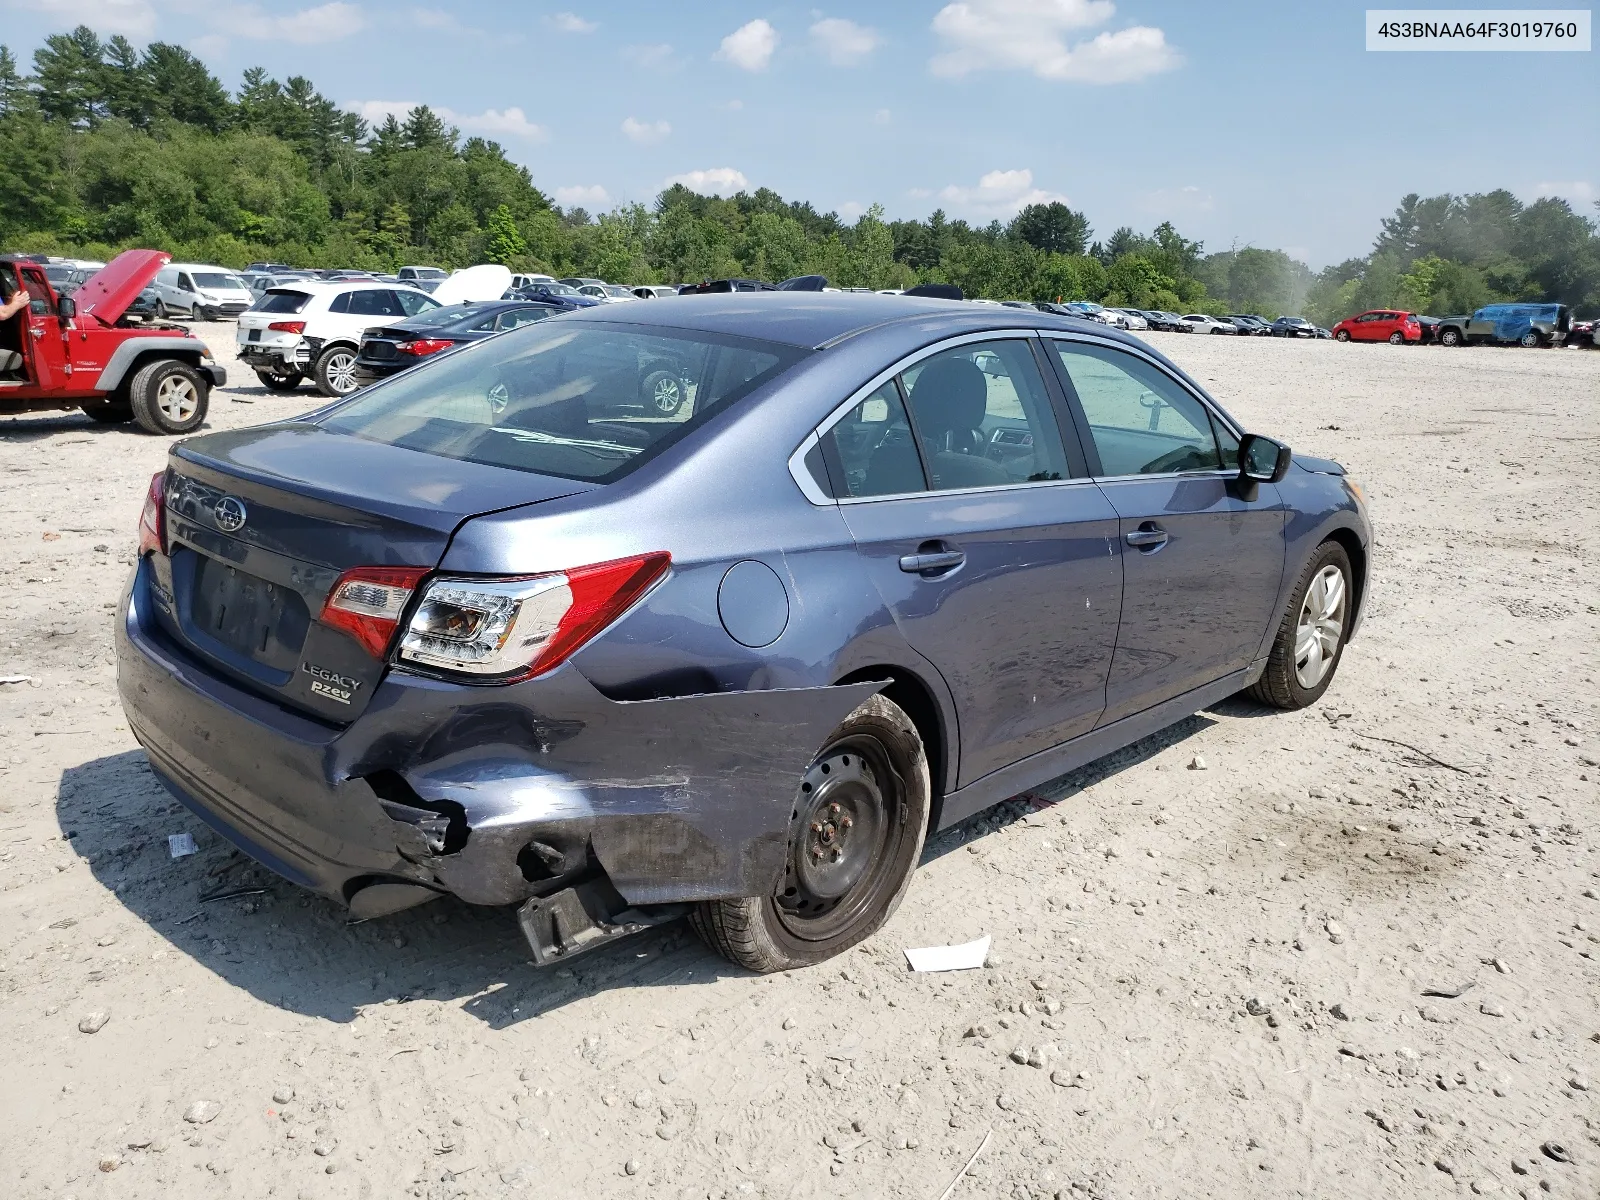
137,471,166,557
397,553,671,682
319,566,430,658
396,338,456,357
267,320,306,334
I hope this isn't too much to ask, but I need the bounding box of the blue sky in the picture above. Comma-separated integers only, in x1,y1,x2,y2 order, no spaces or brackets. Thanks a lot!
3,0,1597,266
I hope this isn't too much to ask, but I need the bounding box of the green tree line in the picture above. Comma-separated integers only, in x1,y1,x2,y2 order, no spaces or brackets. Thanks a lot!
1,25,1595,319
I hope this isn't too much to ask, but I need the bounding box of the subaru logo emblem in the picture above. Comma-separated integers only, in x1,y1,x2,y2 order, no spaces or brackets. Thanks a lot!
214,496,247,533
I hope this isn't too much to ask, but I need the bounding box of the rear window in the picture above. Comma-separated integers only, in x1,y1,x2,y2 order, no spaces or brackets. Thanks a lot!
252,289,311,314
319,322,808,483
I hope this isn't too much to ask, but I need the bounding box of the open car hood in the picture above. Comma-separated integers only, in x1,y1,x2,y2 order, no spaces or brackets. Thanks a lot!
431,264,513,307
73,249,170,327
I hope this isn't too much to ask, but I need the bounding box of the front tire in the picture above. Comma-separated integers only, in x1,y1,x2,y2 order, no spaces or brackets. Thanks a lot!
84,401,134,424
1440,327,1463,347
1247,541,1353,711
255,368,303,392
313,345,360,397
1335,329,1351,342
129,359,209,435
692,693,930,973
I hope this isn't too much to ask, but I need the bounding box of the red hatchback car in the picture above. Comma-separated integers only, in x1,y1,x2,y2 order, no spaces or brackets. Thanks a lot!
1332,310,1422,344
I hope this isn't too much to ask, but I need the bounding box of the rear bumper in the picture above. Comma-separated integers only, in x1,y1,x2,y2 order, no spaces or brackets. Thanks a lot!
115,558,875,911
237,342,311,373
352,358,412,385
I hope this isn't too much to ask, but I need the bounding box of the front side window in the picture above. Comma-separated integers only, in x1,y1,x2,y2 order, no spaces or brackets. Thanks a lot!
497,307,550,331
320,323,806,483
1051,341,1223,477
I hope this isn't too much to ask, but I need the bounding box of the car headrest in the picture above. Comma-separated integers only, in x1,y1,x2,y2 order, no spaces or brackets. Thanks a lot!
909,358,988,439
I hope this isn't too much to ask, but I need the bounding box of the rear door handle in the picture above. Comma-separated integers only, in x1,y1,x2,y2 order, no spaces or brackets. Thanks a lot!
1125,525,1169,550
899,549,965,573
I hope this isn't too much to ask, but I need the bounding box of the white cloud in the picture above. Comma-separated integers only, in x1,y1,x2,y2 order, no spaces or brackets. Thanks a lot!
546,11,596,33
1138,184,1213,215
408,7,488,36
722,98,744,111
666,167,750,196
873,108,892,124
907,187,934,199
839,201,866,221
229,1,366,43
14,0,156,37
938,168,1068,217
810,17,881,66
716,19,778,71
622,42,677,68
344,99,547,140
1531,180,1597,206
621,117,671,145
555,185,611,210
931,0,1178,83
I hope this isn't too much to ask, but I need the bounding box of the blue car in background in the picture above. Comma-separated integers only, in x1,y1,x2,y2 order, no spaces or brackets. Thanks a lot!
1437,302,1571,347
116,295,1371,972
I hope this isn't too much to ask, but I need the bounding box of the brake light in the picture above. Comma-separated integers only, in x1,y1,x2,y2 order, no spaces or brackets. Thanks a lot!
397,553,671,682
267,320,306,334
396,338,456,356
137,471,166,557
320,566,430,658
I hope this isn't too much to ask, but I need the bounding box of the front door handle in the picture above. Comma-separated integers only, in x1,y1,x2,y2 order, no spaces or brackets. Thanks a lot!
1125,524,1169,550
29,327,43,338
899,548,965,574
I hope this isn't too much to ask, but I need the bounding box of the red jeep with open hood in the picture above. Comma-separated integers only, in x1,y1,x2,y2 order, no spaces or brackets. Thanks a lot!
0,249,226,434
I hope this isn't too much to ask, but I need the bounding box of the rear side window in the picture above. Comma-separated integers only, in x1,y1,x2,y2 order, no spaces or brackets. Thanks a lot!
817,380,924,498
320,323,807,482
346,290,403,317
252,290,310,314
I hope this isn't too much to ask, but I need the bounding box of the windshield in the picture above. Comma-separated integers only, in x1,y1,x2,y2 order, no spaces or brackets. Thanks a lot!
319,323,808,482
192,272,245,290
535,282,581,296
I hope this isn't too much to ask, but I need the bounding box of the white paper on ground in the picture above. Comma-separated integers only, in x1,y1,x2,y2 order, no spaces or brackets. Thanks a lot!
168,833,197,859
904,934,991,972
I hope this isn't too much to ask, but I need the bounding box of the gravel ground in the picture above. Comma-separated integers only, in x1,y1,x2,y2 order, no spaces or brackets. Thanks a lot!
0,325,1596,1200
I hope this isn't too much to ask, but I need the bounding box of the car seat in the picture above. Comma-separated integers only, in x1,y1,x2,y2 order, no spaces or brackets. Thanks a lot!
905,358,1009,489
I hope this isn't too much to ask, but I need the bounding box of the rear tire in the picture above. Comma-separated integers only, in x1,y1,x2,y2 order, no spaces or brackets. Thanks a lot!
1519,330,1541,348
640,369,685,416
1388,331,1404,345
129,359,208,435
692,693,930,973
1247,541,1353,711
313,345,360,397
255,369,303,392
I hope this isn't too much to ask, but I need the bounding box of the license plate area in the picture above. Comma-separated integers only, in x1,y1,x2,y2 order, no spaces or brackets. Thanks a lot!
247,328,261,342
188,553,310,672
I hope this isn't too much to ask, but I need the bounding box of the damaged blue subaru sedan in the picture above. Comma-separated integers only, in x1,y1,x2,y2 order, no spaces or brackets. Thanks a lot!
116,294,1370,972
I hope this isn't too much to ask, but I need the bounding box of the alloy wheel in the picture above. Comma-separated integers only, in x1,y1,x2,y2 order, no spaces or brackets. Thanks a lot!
651,375,683,415
325,351,358,393
155,374,199,423
1294,564,1346,688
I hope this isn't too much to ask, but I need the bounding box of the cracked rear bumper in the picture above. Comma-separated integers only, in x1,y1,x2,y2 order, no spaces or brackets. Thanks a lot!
115,560,877,909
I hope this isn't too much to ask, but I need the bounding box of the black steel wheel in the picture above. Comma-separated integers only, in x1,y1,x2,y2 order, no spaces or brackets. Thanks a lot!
255,369,303,392
692,693,930,972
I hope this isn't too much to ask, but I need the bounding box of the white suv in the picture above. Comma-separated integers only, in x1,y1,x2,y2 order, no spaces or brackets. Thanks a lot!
236,282,439,395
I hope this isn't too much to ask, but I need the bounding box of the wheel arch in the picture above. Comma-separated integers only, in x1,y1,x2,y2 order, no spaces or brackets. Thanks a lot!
91,338,206,394
833,664,952,829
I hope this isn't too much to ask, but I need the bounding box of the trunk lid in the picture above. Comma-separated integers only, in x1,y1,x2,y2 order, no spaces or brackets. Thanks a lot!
155,424,594,721
73,249,170,327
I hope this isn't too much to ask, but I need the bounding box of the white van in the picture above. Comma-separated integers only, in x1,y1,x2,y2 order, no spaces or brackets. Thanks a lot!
152,264,254,319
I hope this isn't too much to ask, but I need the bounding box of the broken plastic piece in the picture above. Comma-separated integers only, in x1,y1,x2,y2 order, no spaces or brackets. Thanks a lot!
905,934,991,972
167,832,197,859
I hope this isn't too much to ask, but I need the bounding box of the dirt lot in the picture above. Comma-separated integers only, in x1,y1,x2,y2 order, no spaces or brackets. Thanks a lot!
0,325,1596,1200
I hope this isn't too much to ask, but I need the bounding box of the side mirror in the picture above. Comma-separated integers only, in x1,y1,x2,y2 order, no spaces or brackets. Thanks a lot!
1238,433,1292,484
56,296,76,320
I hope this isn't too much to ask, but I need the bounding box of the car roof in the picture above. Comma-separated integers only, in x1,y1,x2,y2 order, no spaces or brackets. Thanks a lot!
553,291,1150,351
268,280,425,293
165,262,242,272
